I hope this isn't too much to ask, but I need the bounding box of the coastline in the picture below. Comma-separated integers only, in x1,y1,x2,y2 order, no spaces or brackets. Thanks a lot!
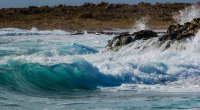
0,2,191,31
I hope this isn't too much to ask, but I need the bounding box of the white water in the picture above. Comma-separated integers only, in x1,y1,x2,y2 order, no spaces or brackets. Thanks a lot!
130,17,149,33
173,4,200,24
1,4,200,93
2,4,200,110
1,27,200,92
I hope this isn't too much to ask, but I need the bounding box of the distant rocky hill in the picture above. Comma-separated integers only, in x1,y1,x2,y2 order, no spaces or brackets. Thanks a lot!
0,2,192,30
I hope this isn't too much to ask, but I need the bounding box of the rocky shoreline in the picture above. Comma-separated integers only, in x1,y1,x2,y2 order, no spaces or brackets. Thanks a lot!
106,18,200,51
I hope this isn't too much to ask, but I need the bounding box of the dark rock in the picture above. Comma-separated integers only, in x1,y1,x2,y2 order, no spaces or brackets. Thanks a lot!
161,18,200,41
70,31,84,35
106,18,200,51
107,33,133,48
106,30,158,50
191,18,200,25
167,24,182,34
132,30,158,40
119,32,130,36
177,32,194,40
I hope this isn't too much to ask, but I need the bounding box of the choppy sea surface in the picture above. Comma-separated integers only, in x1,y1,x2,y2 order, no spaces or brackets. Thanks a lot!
0,28,200,110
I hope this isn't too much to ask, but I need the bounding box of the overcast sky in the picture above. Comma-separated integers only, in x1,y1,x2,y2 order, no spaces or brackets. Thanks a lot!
0,0,197,8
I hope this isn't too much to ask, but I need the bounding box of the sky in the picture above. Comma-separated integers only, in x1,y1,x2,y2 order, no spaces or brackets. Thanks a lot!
0,0,197,8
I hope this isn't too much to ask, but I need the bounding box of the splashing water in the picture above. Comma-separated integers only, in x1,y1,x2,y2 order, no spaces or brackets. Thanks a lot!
1,4,200,110
0,28,200,91
0,22,200,109
173,4,200,24
130,17,149,33
186,30,200,52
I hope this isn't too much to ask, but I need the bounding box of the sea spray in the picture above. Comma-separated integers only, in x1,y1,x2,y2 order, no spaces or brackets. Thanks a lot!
130,17,149,33
173,4,200,24
186,30,200,52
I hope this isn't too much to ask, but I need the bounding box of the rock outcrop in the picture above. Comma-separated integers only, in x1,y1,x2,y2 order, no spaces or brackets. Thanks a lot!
132,30,158,40
161,18,200,41
107,30,158,50
107,32,133,49
106,18,200,51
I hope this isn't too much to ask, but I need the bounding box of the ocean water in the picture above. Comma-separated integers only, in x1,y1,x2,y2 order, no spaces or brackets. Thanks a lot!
0,27,200,110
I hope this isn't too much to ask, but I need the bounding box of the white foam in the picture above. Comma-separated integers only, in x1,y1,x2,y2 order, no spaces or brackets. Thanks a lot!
130,17,149,33
1,27,200,92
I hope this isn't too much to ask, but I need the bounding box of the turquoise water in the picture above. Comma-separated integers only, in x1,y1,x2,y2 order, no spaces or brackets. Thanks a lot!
0,28,200,110
1,88,200,110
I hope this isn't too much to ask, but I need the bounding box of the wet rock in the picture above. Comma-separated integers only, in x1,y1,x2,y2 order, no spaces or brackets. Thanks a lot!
106,30,158,50
132,30,158,40
70,31,84,35
161,18,200,40
106,18,200,51
191,18,200,25
107,32,133,48
177,32,194,40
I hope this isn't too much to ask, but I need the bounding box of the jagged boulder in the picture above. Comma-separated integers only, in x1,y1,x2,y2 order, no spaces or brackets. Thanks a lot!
132,30,158,40
161,18,200,41
106,30,158,50
191,18,200,25
107,32,133,48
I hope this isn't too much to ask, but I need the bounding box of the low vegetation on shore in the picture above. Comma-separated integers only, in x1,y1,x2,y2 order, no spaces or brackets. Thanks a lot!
0,2,192,30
